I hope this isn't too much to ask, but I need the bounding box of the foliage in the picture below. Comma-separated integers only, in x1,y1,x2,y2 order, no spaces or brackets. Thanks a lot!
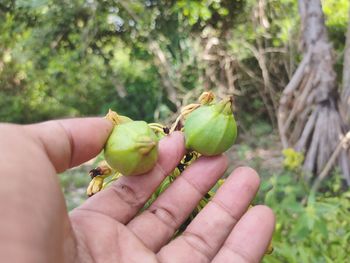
282,148,304,172
1,0,348,125
2,1,350,260
259,168,350,263
59,166,91,211
323,0,349,79
60,139,350,262
0,0,173,123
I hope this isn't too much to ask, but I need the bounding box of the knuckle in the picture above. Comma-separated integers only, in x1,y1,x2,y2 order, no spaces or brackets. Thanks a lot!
148,206,178,229
110,183,142,208
182,232,212,261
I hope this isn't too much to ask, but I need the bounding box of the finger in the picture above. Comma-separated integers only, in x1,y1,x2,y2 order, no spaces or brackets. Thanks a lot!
212,206,275,263
0,123,68,260
25,118,113,173
127,155,228,252
72,132,186,224
0,118,110,260
157,167,260,262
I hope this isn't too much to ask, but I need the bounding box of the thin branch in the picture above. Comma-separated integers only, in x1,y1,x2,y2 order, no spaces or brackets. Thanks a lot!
282,51,311,95
311,131,350,192
262,47,287,54
282,71,315,133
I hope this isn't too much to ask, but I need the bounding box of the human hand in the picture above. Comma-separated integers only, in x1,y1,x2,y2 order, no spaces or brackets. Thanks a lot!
0,118,274,263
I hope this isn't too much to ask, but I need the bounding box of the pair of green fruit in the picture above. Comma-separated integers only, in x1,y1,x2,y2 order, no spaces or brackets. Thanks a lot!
104,98,237,176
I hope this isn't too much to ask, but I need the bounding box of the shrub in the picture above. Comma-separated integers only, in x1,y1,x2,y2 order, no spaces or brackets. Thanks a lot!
260,168,350,263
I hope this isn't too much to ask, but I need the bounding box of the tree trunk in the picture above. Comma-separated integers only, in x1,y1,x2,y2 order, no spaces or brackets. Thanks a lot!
278,0,350,185
341,7,350,125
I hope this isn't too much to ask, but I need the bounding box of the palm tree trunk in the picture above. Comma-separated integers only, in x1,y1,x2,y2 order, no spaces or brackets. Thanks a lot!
278,0,350,185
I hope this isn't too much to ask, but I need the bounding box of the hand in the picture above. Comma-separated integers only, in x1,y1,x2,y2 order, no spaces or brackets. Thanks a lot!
0,118,274,263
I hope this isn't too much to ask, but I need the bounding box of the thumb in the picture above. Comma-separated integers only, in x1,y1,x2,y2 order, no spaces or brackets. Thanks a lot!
25,117,113,173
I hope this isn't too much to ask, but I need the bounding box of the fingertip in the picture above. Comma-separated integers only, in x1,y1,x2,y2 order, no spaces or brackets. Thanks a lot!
196,154,228,171
60,117,113,167
159,131,185,148
157,132,186,174
166,131,186,152
179,154,229,191
234,205,275,254
60,117,113,136
25,117,114,172
233,166,260,178
248,205,276,230
214,204,275,263
168,130,185,141
231,166,261,187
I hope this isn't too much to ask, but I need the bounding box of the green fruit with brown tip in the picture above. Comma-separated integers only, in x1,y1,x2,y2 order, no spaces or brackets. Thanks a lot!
184,98,237,156
104,121,159,176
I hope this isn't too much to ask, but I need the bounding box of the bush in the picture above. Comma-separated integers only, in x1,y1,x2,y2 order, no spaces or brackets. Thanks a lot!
259,168,350,263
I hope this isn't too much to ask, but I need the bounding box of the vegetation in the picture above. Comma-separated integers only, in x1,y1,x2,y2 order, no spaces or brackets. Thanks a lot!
260,155,350,262
2,0,350,262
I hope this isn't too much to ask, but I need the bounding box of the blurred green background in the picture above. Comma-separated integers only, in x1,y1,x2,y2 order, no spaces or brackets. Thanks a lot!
1,0,350,262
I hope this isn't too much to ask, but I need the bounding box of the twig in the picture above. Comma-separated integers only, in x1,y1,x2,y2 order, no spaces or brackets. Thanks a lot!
282,51,311,95
311,131,350,192
282,71,314,134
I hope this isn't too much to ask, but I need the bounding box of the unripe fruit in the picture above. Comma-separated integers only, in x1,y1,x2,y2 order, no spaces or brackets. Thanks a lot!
184,98,237,156
104,121,159,176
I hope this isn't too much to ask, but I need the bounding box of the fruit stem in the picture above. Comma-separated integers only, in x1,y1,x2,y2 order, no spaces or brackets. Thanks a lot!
170,103,200,133
148,123,167,135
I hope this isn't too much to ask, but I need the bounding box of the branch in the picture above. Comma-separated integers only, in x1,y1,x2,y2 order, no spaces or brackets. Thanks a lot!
282,51,311,95
149,41,178,104
311,131,350,192
242,41,277,123
282,70,315,133
262,48,287,54
117,1,141,22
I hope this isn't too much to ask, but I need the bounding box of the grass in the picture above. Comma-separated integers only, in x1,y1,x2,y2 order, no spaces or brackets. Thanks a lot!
59,166,92,211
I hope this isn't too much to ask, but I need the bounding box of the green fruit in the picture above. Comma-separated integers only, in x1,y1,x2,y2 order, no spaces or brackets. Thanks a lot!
184,98,237,156
104,121,159,176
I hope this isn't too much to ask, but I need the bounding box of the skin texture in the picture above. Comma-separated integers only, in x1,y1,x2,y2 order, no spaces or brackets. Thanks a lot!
0,118,275,263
